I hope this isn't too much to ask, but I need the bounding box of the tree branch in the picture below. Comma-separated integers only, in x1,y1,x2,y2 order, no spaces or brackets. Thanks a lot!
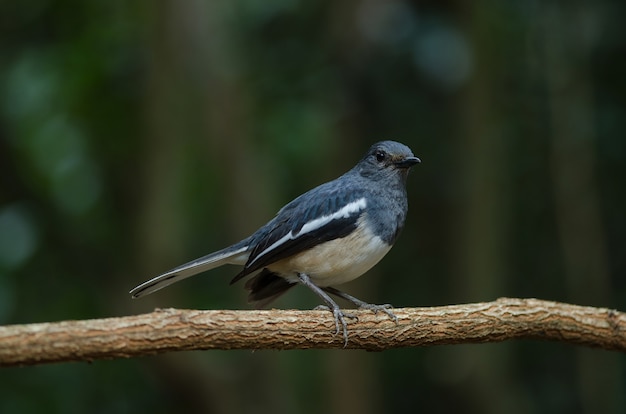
1,298,624,367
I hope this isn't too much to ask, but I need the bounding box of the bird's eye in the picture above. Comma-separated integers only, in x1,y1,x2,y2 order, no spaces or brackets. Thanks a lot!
375,150,386,162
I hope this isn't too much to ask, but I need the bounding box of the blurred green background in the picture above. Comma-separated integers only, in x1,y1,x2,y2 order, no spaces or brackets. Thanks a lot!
1,0,625,413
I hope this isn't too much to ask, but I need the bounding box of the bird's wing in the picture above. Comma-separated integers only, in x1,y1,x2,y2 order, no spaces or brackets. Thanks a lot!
231,184,367,284
130,242,250,298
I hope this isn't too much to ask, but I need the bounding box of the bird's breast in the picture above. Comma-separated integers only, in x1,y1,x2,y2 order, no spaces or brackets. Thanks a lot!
267,217,392,286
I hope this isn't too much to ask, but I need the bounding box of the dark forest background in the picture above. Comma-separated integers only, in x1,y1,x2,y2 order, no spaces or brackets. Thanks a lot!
1,1,625,413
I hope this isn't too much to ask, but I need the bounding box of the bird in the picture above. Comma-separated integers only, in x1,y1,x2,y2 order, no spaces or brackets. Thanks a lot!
130,140,420,345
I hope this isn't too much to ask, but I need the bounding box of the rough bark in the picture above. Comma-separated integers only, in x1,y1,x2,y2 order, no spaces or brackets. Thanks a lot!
1,298,624,367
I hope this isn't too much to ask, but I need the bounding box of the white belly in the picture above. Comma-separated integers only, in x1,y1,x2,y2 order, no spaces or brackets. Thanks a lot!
267,223,392,286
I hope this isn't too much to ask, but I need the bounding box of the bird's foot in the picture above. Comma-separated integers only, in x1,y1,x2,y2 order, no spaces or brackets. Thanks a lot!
320,287,399,324
358,303,399,323
314,304,358,346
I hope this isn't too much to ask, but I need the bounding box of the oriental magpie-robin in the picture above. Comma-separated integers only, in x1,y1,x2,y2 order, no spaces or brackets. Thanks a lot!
130,140,420,344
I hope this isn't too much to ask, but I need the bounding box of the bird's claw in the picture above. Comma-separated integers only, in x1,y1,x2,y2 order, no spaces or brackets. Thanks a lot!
332,307,358,346
358,303,399,323
316,305,357,346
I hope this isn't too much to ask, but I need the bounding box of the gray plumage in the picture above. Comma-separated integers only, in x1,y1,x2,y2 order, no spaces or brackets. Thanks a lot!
130,140,420,344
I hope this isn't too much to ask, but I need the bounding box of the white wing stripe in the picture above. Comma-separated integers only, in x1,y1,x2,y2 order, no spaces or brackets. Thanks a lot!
249,197,367,266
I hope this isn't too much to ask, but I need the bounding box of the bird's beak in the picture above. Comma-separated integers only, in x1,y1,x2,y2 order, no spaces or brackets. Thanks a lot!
394,156,421,169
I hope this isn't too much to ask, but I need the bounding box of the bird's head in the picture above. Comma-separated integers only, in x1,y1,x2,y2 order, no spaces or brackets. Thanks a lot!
356,141,421,182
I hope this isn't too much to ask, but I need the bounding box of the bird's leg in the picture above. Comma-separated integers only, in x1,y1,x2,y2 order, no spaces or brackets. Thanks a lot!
322,286,398,323
297,273,357,346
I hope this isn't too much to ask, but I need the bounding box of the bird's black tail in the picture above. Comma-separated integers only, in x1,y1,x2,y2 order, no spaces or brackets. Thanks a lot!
130,241,250,298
